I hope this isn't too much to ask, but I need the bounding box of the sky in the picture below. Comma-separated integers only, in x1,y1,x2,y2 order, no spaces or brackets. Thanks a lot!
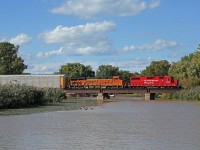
0,0,199,74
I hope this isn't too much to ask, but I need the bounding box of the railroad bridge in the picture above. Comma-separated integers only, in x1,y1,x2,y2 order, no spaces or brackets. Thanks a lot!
65,87,181,100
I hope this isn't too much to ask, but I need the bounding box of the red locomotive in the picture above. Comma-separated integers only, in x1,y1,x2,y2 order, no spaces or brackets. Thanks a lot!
130,76,179,88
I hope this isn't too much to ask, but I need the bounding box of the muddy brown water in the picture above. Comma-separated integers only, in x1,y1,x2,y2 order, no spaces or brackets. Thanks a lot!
0,97,200,150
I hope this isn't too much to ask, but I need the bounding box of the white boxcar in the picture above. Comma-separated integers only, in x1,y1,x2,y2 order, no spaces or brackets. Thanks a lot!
0,74,67,89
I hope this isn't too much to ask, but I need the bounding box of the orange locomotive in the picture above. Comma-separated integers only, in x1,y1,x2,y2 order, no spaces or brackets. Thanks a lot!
70,76,124,88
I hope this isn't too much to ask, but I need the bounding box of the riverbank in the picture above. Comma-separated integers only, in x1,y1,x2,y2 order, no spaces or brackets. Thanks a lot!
1,96,199,116
0,97,103,116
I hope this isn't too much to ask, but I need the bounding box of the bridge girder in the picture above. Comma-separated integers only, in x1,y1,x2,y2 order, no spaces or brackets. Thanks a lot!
65,87,182,94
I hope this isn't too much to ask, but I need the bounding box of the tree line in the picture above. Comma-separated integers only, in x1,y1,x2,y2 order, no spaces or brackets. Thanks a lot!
0,42,200,89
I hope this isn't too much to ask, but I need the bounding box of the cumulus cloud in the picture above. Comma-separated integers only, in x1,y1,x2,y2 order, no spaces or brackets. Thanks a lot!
50,0,160,18
37,47,63,58
110,57,153,72
121,39,180,52
0,38,6,42
9,33,32,45
27,62,62,74
39,21,115,56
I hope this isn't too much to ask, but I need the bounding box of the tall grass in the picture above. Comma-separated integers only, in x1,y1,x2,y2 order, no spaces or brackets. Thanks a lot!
42,88,66,103
160,86,200,101
0,84,66,109
172,86,200,101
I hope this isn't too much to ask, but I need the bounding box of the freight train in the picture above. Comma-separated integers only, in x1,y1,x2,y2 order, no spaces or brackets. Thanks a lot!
0,75,179,89
69,75,179,88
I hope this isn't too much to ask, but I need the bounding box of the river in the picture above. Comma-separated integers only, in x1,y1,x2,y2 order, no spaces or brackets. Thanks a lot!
0,97,200,150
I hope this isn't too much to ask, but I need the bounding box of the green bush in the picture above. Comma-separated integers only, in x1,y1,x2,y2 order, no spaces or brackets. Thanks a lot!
171,86,200,101
0,84,47,109
0,84,66,109
159,93,172,99
42,88,66,103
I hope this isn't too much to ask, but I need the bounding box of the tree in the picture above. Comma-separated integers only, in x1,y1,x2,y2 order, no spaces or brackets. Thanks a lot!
96,65,120,79
141,60,170,76
59,63,95,78
118,70,140,83
169,51,200,79
168,49,200,88
0,42,27,74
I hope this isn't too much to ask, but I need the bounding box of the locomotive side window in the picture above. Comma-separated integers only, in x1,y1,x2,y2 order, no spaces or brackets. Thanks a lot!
132,78,140,80
147,77,154,79
166,78,171,82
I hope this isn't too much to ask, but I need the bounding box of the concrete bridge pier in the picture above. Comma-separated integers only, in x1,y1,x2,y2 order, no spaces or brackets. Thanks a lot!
145,93,155,100
97,93,110,100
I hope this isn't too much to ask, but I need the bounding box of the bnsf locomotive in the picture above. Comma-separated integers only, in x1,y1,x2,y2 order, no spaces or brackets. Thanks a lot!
69,75,179,88
70,76,124,88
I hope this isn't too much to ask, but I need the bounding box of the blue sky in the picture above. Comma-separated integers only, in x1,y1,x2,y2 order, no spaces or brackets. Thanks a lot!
0,0,199,74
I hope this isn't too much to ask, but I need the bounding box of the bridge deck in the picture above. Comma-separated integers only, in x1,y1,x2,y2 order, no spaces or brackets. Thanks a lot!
65,87,181,94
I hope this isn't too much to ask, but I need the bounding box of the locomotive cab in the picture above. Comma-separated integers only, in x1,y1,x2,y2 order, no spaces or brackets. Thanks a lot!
165,76,171,83
112,76,120,80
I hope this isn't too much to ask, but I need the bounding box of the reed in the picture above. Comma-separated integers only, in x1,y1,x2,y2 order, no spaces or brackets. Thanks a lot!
0,84,66,109
160,86,200,101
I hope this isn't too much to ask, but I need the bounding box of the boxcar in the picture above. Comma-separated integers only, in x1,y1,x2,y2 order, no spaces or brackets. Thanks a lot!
0,74,67,89
130,76,179,88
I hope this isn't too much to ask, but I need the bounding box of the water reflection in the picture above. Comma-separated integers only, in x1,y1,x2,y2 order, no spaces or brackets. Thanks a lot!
0,97,200,150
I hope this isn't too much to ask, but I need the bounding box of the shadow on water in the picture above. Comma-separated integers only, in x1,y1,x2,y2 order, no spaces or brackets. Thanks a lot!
110,96,144,101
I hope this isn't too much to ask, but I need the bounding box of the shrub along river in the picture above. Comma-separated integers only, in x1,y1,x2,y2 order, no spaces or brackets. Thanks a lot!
0,97,200,150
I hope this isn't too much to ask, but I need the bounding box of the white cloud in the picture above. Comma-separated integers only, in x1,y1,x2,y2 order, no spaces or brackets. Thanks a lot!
39,21,115,56
121,39,180,52
37,47,63,58
26,62,62,74
110,57,153,72
50,0,160,18
9,33,32,45
0,38,6,42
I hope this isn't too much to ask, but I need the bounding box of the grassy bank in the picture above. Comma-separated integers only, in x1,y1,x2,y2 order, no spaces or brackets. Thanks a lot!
159,86,200,101
0,84,65,109
0,98,101,115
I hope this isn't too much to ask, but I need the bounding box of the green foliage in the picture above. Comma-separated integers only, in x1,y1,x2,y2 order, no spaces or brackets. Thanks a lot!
59,63,95,78
169,50,200,88
180,76,200,89
119,70,131,83
42,88,66,103
0,42,27,74
119,70,139,83
96,65,119,79
141,60,170,76
0,84,66,109
159,93,173,99
172,86,200,101
0,84,46,109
